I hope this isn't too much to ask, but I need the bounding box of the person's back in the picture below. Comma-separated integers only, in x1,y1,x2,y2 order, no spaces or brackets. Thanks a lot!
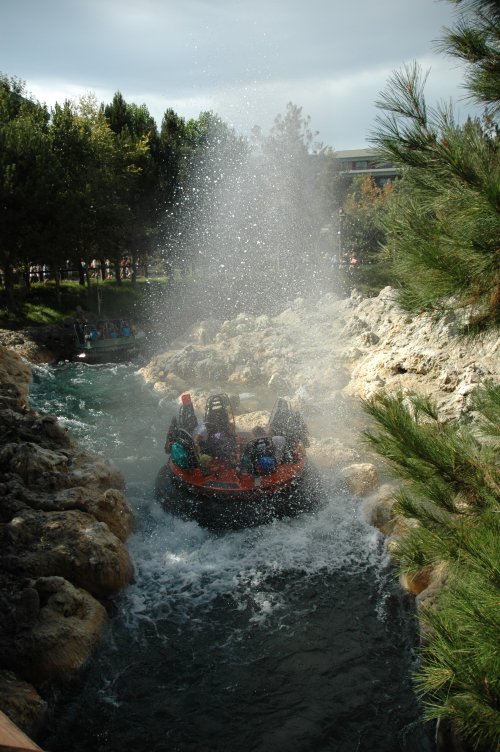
207,430,234,462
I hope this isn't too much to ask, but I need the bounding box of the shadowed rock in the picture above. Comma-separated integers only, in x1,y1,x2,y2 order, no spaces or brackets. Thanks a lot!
0,347,135,726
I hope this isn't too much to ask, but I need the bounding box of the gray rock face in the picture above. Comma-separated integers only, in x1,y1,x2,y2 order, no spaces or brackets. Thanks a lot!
0,346,135,726
0,325,75,363
1,576,108,684
0,671,46,737
140,287,498,425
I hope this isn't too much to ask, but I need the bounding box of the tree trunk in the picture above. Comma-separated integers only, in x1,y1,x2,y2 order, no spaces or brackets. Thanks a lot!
23,260,31,293
114,261,122,285
3,264,18,313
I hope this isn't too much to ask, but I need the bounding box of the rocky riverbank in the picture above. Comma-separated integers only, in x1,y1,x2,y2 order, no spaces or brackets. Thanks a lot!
0,324,76,364
0,347,135,737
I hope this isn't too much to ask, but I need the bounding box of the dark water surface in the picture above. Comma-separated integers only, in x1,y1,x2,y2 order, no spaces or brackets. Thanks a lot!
30,362,433,752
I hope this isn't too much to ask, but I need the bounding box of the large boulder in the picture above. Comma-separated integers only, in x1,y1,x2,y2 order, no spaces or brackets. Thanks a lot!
0,347,32,409
1,507,134,598
1,577,107,683
0,671,46,736
0,408,74,450
48,486,134,542
308,438,360,470
0,442,70,489
337,462,379,497
363,484,399,536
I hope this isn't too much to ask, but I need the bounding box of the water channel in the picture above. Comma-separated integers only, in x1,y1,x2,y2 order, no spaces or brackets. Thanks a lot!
30,360,433,752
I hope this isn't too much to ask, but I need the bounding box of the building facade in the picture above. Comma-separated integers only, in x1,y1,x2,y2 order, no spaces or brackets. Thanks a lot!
334,147,400,186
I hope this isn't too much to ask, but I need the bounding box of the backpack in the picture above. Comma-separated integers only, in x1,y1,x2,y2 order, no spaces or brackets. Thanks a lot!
170,441,190,469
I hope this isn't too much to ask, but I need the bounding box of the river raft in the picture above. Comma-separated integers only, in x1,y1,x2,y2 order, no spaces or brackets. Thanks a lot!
156,393,319,528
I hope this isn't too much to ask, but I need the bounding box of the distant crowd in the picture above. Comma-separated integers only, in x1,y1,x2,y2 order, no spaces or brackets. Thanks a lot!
27,256,139,282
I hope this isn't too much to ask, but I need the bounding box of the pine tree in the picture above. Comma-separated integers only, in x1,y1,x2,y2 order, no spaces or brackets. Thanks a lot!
437,0,500,116
370,0,499,329
363,385,500,750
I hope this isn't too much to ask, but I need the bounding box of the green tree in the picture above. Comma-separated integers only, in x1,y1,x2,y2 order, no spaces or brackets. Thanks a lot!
437,0,500,116
363,386,500,750
342,175,395,262
370,0,499,329
0,74,51,311
49,100,96,291
154,108,193,274
104,92,159,283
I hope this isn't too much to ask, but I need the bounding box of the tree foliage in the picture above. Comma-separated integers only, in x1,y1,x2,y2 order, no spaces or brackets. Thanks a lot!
0,75,240,312
370,0,499,329
363,385,500,750
0,75,51,309
437,0,500,115
342,176,395,261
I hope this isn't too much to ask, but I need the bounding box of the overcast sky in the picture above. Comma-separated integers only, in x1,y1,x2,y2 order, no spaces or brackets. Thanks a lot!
1,0,473,150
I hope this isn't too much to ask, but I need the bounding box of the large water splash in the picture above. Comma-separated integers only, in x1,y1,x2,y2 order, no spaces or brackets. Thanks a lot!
151,106,336,338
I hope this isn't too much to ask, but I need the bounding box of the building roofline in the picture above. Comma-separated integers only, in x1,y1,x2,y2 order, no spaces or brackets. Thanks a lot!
339,167,401,176
334,148,380,159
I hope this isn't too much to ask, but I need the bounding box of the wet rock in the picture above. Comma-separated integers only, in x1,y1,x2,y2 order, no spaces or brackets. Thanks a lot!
0,348,134,693
0,330,54,364
1,577,107,684
363,484,398,536
308,438,360,470
0,409,74,450
0,442,70,489
0,671,46,736
2,508,134,598
187,318,222,345
0,347,32,408
337,462,379,497
49,487,134,542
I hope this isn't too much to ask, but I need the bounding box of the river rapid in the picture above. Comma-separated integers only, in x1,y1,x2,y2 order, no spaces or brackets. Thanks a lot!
29,361,433,752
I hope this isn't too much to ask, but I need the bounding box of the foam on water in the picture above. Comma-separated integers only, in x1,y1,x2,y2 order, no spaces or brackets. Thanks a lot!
122,481,390,632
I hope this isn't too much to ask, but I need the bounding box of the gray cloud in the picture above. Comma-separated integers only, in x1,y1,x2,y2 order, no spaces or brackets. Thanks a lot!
1,0,472,148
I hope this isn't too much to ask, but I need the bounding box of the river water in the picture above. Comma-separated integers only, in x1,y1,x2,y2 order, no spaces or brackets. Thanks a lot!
29,361,433,752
